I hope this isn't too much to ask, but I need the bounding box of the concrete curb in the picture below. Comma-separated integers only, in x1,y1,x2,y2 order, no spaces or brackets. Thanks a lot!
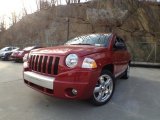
131,62,160,68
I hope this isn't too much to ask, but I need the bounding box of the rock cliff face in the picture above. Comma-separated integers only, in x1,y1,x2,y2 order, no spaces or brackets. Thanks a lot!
0,0,160,62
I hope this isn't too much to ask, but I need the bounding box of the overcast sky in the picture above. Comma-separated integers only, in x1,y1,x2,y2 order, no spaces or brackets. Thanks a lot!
0,0,38,27
0,0,36,17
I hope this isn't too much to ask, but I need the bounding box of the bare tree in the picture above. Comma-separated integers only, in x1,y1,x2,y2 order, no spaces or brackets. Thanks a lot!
36,0,41,11
65,0,81,4
50,0,56,6
0,16,6,32
35,0,52,10
22,7,28,17
11,11,18,25
22,4,28,16
66,0,70,4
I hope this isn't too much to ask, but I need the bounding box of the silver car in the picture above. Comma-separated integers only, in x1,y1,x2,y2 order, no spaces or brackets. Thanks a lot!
0,46,19,60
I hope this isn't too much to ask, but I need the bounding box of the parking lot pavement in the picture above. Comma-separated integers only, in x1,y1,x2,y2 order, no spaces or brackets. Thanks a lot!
0,61,160,120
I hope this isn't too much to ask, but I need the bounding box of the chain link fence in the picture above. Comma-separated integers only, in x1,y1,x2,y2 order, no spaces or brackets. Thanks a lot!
130,42,160,63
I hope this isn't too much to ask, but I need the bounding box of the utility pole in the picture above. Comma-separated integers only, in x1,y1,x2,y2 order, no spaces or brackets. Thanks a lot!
66,17,70,41
155,42,157,62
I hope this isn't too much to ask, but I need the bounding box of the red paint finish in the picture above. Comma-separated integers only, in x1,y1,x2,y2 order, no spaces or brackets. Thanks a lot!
53,69,100,99
11,50,28,60
11,46,42,61
23,33,131,100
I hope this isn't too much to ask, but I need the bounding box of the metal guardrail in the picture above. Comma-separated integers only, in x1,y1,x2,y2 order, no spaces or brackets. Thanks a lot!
131,61,160,68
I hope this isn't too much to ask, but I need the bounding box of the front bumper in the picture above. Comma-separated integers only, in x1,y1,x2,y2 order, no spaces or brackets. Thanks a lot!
0,54,4,58
10,55,23,60
24,71,54,89
0,54,7,59
24,69,100,100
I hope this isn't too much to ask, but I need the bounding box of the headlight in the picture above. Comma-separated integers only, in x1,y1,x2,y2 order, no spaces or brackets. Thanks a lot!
65,54,78,68
23,61,29,68
82,58,97,68
2,53,6,56
23,53,28,62
23,53,31,62
19,51,24,55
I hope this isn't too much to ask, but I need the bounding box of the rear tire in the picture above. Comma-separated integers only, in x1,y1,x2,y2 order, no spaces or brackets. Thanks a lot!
90,70,115,106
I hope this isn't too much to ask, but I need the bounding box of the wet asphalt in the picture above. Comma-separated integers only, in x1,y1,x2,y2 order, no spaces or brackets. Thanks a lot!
0,61,160,120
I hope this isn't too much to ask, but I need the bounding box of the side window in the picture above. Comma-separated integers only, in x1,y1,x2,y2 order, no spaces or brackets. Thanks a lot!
119,38,127,50
5,48,8,51
115,37,119,45
113,37,127,50
8,48,12,51
5,48,9,51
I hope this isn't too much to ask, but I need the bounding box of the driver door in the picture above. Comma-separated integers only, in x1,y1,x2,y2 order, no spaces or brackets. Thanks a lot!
112,37,127,77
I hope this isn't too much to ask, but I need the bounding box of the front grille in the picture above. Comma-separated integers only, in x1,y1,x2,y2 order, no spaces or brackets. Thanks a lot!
29,55,60,75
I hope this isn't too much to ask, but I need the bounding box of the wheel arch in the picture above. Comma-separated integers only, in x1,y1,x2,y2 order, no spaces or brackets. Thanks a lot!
101,64,114,74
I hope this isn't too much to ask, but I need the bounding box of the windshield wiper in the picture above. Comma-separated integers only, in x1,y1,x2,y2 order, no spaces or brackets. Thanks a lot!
70,43,93,45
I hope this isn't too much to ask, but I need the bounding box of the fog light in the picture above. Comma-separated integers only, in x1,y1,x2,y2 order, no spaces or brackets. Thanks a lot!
72,89,78,96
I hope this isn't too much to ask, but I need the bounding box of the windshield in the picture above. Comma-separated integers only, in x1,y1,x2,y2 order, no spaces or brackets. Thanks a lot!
0,47,9,51
23,46,35,51
65,34,111,47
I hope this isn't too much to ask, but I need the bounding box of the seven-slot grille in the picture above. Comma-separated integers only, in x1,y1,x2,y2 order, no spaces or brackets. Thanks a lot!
29,55,60,75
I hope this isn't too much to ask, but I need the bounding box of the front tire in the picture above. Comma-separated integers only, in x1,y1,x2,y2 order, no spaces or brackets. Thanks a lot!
2,54,10,61
90,70,115,106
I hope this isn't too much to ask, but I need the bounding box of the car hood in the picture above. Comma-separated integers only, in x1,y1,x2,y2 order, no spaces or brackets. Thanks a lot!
17,50,24,53
31,45,106,56
0,51,12,54
0,48,19,54
11,50,22,55
13,50,21,53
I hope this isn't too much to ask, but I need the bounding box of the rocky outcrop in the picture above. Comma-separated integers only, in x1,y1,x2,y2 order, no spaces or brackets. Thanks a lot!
0,0,160,62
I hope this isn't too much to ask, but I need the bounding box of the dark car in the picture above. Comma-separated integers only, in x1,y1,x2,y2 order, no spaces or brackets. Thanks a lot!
23,33,131,106
11,46,42,62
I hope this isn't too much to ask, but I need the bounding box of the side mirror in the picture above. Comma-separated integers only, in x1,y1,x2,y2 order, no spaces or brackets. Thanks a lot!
114,42,125,49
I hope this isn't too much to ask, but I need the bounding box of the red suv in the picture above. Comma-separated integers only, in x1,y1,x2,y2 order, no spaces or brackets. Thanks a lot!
23,33,131,106
11,46,42,62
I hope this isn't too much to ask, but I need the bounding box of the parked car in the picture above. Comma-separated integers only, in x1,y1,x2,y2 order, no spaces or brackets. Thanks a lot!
23,33,131,106
0,46,19,60
11,46,42,62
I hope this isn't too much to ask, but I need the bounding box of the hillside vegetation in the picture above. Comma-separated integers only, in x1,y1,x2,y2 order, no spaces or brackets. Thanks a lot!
0,0,160,62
